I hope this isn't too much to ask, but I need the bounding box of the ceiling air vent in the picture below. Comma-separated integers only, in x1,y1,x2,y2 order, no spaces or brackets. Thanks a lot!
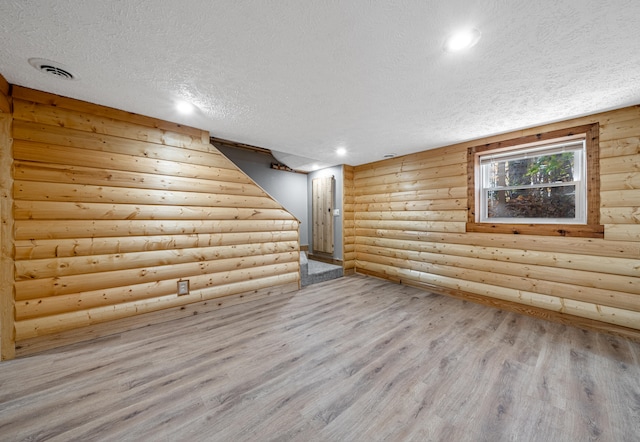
28,58,77,80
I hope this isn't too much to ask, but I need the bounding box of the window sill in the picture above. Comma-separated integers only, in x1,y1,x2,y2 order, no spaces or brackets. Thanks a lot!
466,222,604,238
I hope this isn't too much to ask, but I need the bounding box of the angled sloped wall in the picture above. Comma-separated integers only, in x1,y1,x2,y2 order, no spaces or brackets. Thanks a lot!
4,86,300,358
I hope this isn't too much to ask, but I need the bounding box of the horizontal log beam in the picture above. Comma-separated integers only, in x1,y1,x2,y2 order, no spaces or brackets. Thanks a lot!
14,180,282,210
15,219,299,241
354,187,467,204
16,263,300,320
355,210,467,222
356,269,640,343
16,256,299,300
15,231,300,260
16,241,299,280
356,248,640,301
12,98,205,151
14,201,294,222
355,236,640,277
0,74,10,114
12,86,205,139
355,219,466,234
354,162,466,187
14,141,242,182
352,229,640,258
354,261,640,330
15,273,300,340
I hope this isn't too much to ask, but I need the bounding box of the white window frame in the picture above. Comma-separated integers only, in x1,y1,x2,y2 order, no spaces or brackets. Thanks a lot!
477,138,587,224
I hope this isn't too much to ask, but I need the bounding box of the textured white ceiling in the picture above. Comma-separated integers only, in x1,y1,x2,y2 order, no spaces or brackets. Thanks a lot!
1,0,640,170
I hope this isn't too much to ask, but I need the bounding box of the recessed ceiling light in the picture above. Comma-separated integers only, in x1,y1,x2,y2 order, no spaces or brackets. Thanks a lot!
336,147,347,156
443,28,481,52
28,58,77,80
176,100,195,114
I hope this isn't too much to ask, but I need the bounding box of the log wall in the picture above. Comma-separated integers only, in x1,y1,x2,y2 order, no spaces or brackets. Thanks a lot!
0,74,14,359
5,87,300,355
343,165,356,274
353,105,640,333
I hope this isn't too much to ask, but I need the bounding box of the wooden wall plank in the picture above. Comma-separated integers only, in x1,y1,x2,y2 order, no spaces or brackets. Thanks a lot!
14,141,242,182
354,219,466,234
600,118,640,142
0,74,10,114
355,228,640,259
13,120,233,169
6,88,301,355
15,272,299,340
0,110,15,359
12,86,204,139
354,186,467,204
354,199,466,212
600,207,640,224
15,231,299,260
600,154,640,175
354,145,473,179
600,172,640,191
14,281,299,356
600,137,640,158
15,219,298,241
354,106,640,180
353,105,640,332
12,99,205,151
14,200,294,221
14,181,281,209
604,224,640,242
16,263,298,335
15,255,298,301
15,242,298,280
14,161,256,193
354,174,466,196
601,189,640,207
355,236,640,277
15,263,298,320
356,210,467,222
355,261,640,330
343,165,356,273
355,248,640,301
354,162,466,187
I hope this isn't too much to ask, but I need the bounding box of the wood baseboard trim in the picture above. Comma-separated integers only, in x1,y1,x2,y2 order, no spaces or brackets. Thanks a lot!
15,282,299,358
300,245,309,252
355,269,640,343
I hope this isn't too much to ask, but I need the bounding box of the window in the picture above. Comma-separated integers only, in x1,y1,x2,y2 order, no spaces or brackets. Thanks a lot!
479,139,586,224
467,123,603,238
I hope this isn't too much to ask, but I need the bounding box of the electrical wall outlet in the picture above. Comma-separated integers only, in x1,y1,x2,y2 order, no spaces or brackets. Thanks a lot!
177,280,190,296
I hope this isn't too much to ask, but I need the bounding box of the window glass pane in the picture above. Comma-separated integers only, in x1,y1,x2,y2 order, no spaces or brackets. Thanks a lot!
485,151,576,188
487,185,576,219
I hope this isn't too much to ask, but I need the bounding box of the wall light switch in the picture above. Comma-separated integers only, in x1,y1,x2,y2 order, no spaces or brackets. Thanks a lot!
177,280,190,296
333,209,340,216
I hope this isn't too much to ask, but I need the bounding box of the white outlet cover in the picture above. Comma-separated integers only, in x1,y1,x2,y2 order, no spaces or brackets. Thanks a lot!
177,280,190,295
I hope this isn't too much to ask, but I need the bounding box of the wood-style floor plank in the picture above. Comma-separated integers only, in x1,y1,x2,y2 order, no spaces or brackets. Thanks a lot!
1,274,639,441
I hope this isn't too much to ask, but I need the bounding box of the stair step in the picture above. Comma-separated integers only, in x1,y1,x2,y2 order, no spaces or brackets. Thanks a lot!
300,252,342,286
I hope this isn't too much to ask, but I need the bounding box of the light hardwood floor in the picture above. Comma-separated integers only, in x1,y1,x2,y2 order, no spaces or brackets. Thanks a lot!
1,275,639,441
